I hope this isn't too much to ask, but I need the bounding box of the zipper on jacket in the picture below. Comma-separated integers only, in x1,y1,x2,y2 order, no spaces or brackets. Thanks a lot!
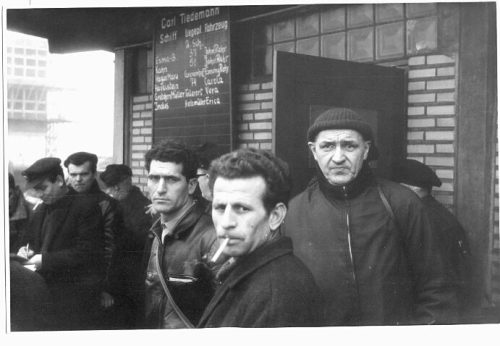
343,186,357,283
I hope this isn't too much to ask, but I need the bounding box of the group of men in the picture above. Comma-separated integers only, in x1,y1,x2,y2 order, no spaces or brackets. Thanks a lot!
10,107,470,330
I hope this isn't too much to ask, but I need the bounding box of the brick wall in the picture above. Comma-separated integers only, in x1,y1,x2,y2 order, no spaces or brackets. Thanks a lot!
406,54,457,208
235,80,274,150
130,94,153,194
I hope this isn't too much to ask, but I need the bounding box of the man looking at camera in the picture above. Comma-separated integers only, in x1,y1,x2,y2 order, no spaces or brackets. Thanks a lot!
143,140,220,328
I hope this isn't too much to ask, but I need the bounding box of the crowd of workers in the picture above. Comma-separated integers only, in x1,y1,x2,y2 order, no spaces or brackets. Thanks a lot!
9,107,471,330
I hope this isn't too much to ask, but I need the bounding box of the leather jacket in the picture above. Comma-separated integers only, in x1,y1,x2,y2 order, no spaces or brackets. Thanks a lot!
144,200,219,328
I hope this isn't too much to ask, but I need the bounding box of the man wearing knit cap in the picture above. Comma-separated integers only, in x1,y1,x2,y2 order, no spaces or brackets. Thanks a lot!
395,159,472,322
14,157,104,330
283,107,457,325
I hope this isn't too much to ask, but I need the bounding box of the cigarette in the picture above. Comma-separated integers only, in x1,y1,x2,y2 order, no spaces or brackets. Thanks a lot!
211,237,229,263
33,200,42,210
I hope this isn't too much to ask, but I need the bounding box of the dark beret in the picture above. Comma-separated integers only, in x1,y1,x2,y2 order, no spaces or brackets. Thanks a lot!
100,164,132,186
394,159,442,189
63,152,98,168
21,157,62,188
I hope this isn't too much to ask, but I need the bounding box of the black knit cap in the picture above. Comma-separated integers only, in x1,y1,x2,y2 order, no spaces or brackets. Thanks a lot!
22,157,62,188
394,159,442,190
307,108,374,142
100,164,132,187
307,107,378,161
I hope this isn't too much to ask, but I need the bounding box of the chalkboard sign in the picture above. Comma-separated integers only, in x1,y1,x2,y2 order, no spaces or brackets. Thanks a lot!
153,6,232,153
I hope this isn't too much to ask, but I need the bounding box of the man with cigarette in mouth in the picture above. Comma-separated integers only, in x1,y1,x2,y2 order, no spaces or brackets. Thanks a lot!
197,149,323,327
143,140,221,328
15,157,104,330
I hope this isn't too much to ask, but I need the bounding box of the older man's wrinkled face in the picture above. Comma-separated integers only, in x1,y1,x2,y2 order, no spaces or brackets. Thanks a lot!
308,129,370,186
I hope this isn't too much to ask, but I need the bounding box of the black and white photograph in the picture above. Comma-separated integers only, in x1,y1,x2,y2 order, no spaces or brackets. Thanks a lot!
2,0,499,344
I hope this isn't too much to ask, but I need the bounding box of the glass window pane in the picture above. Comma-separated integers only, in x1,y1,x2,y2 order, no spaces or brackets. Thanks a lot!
348,27,374,61
376,22,404,59
253,45,273,76
26,59,36,66
255,24,273,45
407,16,437,55
274,41,295,53
14,68,23,76
348,4,374,28
15,58,23,65
274,19,295,42
321,7,345,33
296,37,319,56
297,12,319,38
321,32,346,60
26,69,36,77
26,49,36,56
406,3,437,18
375,3,404,23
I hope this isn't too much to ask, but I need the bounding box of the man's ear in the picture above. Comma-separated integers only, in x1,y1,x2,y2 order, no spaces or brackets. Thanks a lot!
308,142,318,160
187,177,198,195
56,175,65,186
363,141,371,161
269,203,287,231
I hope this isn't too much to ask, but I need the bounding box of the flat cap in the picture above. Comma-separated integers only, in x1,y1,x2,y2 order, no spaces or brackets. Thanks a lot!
21,157,62,189
394,159,442,189
100,164,132,186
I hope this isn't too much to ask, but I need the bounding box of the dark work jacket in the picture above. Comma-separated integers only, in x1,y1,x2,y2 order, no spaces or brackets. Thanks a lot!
197,236,324,328
69,181,123,290
109,186,152,306
23,191,104,329
421,195,472,320
144,200,219,328
283,165,457,326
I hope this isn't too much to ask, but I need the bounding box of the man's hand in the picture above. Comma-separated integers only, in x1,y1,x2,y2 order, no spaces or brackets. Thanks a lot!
100,291,115,308
17,246,34,260
25,254,42,269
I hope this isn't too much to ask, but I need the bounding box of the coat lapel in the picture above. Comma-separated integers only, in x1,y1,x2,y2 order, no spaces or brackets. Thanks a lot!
41,197,74,251
197,237,293,327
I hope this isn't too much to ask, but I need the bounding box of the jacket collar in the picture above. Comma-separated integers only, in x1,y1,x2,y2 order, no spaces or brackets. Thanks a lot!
149,200,204,241
197,236,293,326
217,236,293,288
315,162,375,200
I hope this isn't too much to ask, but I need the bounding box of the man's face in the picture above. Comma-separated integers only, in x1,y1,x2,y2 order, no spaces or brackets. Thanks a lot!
33,176,65,205
308,129,370,186
212,176,271,257
67,161,96,193
147,160,197,218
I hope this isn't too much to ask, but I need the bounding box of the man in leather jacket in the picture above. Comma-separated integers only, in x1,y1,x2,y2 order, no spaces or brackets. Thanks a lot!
142,140,220,328
64,152,124,327
283,108,458,325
